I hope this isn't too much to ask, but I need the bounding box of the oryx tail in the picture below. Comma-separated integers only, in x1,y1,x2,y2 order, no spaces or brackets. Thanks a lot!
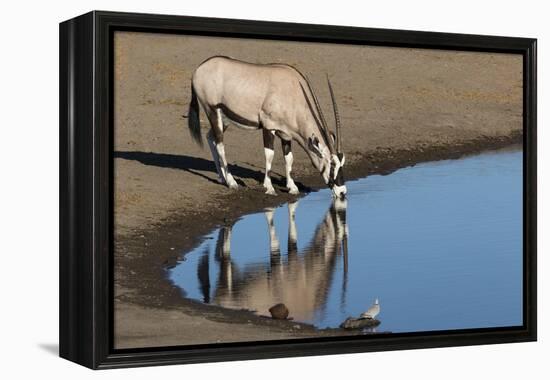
187,84,203,147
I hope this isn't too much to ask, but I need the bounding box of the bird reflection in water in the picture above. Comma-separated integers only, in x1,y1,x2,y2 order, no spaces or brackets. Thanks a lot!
196,198,349,322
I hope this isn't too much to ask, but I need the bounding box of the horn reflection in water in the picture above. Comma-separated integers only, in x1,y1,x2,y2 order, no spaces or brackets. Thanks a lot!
184,198,349,323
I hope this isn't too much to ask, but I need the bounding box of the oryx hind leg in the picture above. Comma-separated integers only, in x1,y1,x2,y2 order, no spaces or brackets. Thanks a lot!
281,139,299,195
209,108,238,189
262,129,277,195
206,129,224,184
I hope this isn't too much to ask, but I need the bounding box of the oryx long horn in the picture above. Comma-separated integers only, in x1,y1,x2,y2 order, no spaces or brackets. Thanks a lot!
301,74,335,153
300,83,324,138
326,75,342,154
341,226,348,310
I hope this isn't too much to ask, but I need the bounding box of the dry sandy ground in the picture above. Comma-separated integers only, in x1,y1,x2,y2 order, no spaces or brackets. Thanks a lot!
113,31,523,349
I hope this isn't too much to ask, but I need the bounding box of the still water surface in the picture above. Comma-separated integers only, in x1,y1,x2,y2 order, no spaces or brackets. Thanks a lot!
168,149,522,333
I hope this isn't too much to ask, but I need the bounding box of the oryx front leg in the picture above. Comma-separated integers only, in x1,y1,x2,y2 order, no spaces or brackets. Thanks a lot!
263,129,276,195
281,140,299,195
214,108,238,189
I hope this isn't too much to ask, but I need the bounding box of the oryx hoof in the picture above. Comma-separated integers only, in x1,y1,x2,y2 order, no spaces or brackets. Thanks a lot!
288,186,299,195
226,174,239,189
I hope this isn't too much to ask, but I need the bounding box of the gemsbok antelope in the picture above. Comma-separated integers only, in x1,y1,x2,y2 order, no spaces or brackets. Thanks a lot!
187,56,347,198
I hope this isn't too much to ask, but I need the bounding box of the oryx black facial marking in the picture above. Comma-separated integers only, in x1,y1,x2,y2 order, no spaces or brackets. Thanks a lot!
328,163,344,189
328,153,345,188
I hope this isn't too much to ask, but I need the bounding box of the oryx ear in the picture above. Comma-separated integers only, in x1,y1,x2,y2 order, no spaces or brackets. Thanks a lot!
308,136,324,158
329,132,336,144
340,153,346,166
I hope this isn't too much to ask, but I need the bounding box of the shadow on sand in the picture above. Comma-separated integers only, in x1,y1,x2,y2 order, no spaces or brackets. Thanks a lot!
114,151,307,191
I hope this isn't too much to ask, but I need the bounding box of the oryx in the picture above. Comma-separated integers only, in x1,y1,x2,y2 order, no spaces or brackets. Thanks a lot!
187,56,347,198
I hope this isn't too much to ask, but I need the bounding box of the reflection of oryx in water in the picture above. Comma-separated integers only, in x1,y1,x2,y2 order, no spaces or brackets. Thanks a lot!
187,56,347,198
197,199,349,321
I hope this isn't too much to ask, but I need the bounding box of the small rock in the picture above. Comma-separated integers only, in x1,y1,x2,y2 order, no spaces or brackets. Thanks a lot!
269,303,289,320
340,317,381,330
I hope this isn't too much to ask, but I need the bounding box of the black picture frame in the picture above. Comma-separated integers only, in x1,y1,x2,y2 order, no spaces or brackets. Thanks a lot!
59,10,537,369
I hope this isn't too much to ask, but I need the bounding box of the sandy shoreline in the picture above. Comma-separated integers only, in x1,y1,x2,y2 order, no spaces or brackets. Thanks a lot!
113,31,523,349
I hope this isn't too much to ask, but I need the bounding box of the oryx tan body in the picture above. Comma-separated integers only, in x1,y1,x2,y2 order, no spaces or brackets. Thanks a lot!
188,56,347,197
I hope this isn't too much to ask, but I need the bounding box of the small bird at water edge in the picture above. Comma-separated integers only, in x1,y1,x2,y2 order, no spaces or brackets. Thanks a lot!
360,298,380,319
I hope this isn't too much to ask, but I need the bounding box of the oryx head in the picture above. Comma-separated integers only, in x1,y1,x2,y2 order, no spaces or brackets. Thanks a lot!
301,76,347,199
